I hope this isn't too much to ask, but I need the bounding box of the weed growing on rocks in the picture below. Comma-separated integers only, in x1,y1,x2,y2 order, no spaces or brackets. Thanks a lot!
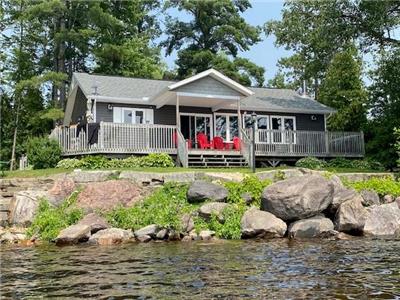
347,177,400,197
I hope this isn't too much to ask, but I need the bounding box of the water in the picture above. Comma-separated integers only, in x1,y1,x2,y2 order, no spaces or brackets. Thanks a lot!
1,239,400,299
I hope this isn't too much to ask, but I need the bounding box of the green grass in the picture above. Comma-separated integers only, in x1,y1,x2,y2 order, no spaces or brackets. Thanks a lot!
2,168,72,178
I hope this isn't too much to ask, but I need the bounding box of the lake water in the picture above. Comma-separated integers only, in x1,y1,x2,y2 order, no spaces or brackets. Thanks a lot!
1,239,399,299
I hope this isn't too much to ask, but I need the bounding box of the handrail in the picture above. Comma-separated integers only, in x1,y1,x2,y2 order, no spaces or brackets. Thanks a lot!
176,128,188,168
240,128,253,170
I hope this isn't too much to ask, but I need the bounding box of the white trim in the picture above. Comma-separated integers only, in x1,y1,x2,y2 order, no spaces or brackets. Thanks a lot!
168,69,254,96
114,107,147,124
95,95,150,103
93,100,97,122
176,91,240,101
240,106,334,115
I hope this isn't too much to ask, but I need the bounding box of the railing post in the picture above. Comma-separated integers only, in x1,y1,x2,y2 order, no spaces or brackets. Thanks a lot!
325,131,330,155
360,131,365,156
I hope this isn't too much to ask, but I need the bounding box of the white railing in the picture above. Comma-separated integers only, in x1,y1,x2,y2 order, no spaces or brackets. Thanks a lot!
176,129,188,168
50,122,177,155
240,128,253,169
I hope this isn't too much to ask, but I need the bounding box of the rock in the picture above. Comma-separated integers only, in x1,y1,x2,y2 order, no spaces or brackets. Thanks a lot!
334,197,367,234
261,175,334,221
69,170,118,183
0,232,19,244
241,207,287,238
330,187,359,214
396,197,400,208
335,232,354,240
382,194,395,204
168,230,181,241
55,224,91,245
76,180,141,211
288,216,334,239
88,228,133,245
241,192,253,205
199,202,230,221
180,214,194,233
317,229,339,239
181,235,192,242
77,213,109,234
137,235,152,243
187,181,228,203
363,203,400,236
9,190,48,226
134,224,158,238
189,230,200,241
360,190,380,207
199,230,215,240
47,176,76,206
156,228,168,240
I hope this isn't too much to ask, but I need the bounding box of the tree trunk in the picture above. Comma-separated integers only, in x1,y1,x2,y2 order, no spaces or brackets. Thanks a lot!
58,12,66,109
10,102,20,171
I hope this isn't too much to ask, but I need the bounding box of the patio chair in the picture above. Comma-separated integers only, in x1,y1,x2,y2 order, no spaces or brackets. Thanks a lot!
233,136,241,151
213,136,225,150
197,133,213,149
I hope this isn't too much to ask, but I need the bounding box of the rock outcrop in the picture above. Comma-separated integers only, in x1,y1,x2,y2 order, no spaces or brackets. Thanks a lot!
9,190,48,226
363,203,400,236
261,175,334,221
241,208,287,238
360,190,380,207
46,176,76,207
334,197,367,234
187,181,228,203
288,215,334,239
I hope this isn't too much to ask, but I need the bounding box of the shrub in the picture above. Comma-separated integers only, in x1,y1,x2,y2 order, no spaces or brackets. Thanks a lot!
26,136,62,169
346,177,400,197
139,153,175,167
207,204,246,239
79,155,110,169
223,175,272,205
327,158,385,171
295,157,327,170
56,158,82,169
26,191,83,241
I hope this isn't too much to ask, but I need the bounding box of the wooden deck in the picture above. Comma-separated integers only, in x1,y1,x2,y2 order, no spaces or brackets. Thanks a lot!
50,122,365,167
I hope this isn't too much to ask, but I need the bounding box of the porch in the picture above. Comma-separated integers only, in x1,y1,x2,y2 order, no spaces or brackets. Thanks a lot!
50,122,365,167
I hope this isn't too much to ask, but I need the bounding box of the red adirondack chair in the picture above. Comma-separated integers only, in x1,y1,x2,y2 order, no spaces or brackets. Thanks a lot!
213,136,225,150
197,133,213,149
233,136,241,151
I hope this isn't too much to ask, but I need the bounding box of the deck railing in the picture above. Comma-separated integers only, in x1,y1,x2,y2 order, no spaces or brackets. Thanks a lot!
176,129,188,168
240,128,253,169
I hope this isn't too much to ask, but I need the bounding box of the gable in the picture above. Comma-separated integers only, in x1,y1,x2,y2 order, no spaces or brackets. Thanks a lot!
174,76,243,97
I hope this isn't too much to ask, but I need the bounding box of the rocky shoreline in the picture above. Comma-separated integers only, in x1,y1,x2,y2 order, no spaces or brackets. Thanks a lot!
1,169,399,246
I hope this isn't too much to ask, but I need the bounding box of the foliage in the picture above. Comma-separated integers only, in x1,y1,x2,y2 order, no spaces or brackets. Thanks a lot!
295,157,327,170
207,204,246,240
327,158,384,171
106,183,196,231
26,137,61,169
162,0,264,86
395,128,400,167
138,153,175,168
79,155,110,170
223,175,272,206
56,158,82,169
26,191,83,241
347,177,400,198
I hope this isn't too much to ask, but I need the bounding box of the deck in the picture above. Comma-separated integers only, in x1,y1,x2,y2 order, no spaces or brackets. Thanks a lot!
50,122,365,167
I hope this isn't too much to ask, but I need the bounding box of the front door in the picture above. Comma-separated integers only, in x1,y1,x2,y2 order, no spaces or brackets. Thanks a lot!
180,114,212,148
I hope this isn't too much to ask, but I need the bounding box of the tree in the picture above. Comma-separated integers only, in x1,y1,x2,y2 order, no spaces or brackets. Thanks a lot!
267,72,295,89
319,47,367,131
162,0,265,86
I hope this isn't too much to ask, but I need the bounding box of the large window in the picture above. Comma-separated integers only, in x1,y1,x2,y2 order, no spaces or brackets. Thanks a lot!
270,116,296,143
215,114,239,142
122,108,144,124
243,115,270,143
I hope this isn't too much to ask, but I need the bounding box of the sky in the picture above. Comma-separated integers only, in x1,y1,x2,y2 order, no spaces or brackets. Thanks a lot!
161,0,291,83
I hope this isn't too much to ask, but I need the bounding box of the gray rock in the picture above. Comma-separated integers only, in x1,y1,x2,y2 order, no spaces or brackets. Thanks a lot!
261,175,334,221
187,181,228,203
180,214,194,233
199,202,230,221
134,224,158,238
241,207,287,238
189,230,200,241
241,192,253,205
382,194,395,204
0,232,18,244
88,228,133,245
334,197,368,234
77,213,109,234
55,224,91,245
330,187,359,214
137,234,152,243
363,203,400,236
335,232,354,240
9,190,48,226
181,235,192,242
156,229,168,240
69,170,119,183
288,216,334,239
199,230,215,240
167,230,181,241
360,190,380,207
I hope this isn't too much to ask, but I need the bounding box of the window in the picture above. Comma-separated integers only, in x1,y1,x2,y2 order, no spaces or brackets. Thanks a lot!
215,113,239,142
270,116,296,143
243,115,270,143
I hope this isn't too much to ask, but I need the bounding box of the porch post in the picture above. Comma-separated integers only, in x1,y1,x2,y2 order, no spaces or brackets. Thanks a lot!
237,99,242,138
176,93,180,130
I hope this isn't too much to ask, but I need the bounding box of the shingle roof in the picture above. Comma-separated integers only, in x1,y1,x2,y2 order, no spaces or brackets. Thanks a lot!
72,72,335,114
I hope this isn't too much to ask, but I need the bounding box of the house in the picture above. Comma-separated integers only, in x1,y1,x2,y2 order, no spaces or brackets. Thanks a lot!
51,68,364,167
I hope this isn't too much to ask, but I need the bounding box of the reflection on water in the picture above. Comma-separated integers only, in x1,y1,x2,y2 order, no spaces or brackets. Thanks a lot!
1,239,400,299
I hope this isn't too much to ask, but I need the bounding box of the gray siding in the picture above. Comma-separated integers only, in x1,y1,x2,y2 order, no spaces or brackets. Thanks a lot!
96,102,154,123
175,76,242,97
71,87,88,124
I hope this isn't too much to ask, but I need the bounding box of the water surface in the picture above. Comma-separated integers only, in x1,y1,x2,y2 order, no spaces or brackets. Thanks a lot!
1,239,400,299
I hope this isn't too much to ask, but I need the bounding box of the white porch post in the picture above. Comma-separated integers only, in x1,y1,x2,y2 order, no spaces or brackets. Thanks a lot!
176,93,180,130
237,99,242,138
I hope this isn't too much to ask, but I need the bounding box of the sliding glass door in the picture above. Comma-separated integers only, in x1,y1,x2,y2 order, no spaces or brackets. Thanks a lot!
214,114,239,142
180,114,212,148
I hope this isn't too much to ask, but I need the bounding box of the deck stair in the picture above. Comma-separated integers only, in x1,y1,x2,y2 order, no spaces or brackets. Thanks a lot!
187,152,248,168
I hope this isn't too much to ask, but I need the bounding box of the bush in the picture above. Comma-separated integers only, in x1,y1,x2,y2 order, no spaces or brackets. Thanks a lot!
295,157,327,170
56,158,82,169
26,191,83,241
206,204,246,239
139,153,175,167
223,175,272,205
346,177,400,197
327,157,384,171
26,136,62,169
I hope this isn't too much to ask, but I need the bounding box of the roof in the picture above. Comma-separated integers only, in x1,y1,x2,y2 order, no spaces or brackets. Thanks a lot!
71,72,335,114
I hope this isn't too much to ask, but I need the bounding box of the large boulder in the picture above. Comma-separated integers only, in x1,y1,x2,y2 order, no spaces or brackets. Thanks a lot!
288,215,334,239
9,190,48,226
77,213,109,234
360,190,380,207
47,176,76,206
55,224,91,245
241,207,287,238
134,224,158,238
334,197,367,234
363,203,400,236
88,228,133,245
187,181,228,203
261,175,334,221
329,187,360,214
76,180,141,211
199,202,230,221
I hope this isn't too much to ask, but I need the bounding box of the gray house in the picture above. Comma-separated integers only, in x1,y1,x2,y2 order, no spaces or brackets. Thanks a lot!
52,69,364,167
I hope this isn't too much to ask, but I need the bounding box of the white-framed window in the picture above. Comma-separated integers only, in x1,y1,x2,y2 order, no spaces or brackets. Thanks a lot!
243,114,270,143
113,107,153,124
179,113,213,147
214,113,239,142
270,115,296,144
